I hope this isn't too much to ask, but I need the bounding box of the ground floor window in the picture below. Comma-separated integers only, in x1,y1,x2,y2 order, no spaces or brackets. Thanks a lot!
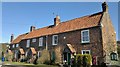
81,50,90,54
110,52,118,61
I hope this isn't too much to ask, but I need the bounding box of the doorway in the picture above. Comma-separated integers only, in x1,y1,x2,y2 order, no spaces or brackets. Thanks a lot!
63,48,71,65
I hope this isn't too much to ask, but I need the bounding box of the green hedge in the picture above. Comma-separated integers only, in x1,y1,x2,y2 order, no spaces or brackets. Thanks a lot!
76,54,92,65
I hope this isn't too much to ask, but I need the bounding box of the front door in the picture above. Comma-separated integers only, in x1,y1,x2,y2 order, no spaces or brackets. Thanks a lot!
63,52,71,65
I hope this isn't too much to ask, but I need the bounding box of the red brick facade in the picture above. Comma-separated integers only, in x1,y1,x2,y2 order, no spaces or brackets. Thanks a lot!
9,2,118,65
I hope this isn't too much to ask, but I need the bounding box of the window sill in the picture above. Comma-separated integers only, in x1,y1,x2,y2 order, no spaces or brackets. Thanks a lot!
111,59,118,61
39,46,43,47
26,47,30,48
52,44,58,46
81,41,90,44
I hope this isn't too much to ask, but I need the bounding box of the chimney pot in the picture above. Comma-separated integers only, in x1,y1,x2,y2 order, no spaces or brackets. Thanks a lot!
10,34,14,42
54,15,60,26
102,2,108,12
30,26,36,32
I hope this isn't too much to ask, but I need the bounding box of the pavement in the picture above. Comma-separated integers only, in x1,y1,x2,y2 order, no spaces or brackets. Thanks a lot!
0,61,2,67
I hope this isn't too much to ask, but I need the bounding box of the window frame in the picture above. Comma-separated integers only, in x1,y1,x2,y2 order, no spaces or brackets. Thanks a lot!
39,37,43,46
12,44,15,48
16,44,19,47
81,50,91,54
52,35,58,45
37,51,41,58
110,52,118,61
32,38,36,42
26,40,30,47
81,30,90,43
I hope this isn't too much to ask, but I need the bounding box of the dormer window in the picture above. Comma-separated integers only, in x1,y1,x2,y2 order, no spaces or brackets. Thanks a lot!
52,35,58,45
81,30,90,43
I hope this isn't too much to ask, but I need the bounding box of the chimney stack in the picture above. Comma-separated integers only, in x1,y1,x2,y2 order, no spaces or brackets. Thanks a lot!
30,26,36,32
10,34,14,42
54,15,60,26
102,2,108,12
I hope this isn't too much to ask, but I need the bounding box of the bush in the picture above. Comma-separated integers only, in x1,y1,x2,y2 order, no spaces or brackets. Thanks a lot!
5,52,13,62
76,54,92,65
37,49,50,64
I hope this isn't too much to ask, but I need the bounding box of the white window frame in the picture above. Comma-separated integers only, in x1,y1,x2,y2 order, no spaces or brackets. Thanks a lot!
16,44,19,47
26,40,30,47
37,51,41,57
52,35,58,45
39,37,43,46
12,44,15,48
81,50,91,54
25,51,28,57
81,30,90,43
32,38,36,42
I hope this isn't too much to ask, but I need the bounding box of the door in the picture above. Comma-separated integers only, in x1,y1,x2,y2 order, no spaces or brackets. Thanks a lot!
68,53,71,65
63,52,71,65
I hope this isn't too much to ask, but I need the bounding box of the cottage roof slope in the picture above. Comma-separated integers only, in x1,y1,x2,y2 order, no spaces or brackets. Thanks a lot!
24,12,103,39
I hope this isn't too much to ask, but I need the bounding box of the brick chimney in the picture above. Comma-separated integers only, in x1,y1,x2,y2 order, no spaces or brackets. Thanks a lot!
30,26,36,32
10,34,14,42
102,2,108,12
54,15,60,26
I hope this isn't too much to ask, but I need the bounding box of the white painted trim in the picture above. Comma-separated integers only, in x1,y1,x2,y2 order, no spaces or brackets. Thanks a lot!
12,44,15,48
101,23,104,27
25,51,28,57
52,35,58,45
32,38,36,42
81,50,91,54
16,44,19,47
26,40,30,47
39,37,43,46
81,29,90,43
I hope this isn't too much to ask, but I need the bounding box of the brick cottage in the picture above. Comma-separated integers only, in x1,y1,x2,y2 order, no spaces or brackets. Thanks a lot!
9,2,118,65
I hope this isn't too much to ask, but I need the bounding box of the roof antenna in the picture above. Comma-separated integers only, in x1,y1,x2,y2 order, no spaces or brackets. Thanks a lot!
53,12,56,18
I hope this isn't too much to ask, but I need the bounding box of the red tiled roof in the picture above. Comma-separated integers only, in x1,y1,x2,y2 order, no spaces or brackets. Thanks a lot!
23,12,103,39
11,12,103,43
11,33,28,44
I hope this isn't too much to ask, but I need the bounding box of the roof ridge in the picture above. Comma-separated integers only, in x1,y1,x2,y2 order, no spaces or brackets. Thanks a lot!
34,11,103,31
62,11,103,23
12,11,103,41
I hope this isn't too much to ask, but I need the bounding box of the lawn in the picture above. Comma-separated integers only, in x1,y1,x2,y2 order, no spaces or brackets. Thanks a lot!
2,61,58,67
3,61,33,65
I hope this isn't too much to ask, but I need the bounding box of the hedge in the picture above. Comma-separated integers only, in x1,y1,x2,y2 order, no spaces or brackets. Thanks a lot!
76,54,92,65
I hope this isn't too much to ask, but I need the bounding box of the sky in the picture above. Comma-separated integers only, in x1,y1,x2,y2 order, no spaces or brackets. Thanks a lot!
2,2,118,43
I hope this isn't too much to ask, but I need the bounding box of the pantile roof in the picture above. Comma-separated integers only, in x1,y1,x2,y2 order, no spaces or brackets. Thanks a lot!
11,12,103,44
11,33,28,44
24,12,103,39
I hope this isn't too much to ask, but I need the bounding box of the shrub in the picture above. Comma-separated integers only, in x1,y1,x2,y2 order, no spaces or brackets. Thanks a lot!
37,49,50,64
5,52,13,62
76,54,92,65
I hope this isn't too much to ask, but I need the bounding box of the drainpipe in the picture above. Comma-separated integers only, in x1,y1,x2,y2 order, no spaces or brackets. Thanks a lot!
46,36,48,50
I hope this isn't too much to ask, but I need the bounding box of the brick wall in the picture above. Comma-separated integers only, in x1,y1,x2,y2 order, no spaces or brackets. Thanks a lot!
100,11,117,65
